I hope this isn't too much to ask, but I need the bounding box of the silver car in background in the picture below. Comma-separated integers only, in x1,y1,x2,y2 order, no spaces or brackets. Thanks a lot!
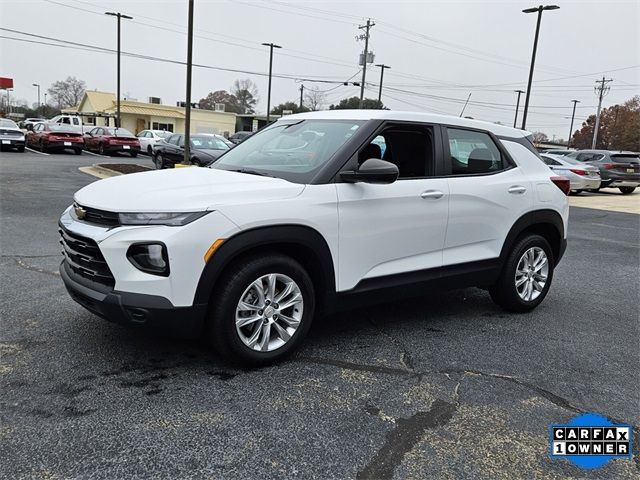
540,153,601,194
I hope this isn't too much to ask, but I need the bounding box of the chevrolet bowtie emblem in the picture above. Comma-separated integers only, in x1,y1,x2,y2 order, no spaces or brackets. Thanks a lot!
74,206,87,220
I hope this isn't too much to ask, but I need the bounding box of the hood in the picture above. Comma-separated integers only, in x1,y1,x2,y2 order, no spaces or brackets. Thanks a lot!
74,167,305,213
192,148,225,163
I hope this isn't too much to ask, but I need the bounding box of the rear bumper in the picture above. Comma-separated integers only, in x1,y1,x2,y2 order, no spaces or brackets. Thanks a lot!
47,141,83,149
571,177,600,190
60,260,206,337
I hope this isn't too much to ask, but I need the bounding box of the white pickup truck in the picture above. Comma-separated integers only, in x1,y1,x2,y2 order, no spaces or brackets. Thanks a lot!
47,114,90,133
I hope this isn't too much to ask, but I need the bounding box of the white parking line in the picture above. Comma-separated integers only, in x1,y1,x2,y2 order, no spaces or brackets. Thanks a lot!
83,150,110,158
25,147,50,156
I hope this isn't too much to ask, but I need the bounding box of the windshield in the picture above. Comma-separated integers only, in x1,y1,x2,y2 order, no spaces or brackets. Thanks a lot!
0,119,19,129
210,119,364,183
191,135,230,150
563,157,584,166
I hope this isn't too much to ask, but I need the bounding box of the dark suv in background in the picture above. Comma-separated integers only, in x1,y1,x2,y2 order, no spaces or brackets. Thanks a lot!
567,150,640,194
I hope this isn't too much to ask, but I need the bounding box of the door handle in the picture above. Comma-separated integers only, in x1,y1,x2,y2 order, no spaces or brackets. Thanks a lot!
421,190,444,199
508,185,527,194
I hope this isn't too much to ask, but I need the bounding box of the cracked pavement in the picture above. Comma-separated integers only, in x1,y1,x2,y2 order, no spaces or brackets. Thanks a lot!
1,151,639,479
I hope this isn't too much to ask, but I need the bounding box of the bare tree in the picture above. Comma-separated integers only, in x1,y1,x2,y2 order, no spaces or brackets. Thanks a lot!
47,76,86,109
231,79,259,114
531,131,549,143
304,88,326,111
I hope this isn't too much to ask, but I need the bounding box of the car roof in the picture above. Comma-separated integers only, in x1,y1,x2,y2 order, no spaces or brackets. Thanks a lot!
575,149,638,154
280,109,530,139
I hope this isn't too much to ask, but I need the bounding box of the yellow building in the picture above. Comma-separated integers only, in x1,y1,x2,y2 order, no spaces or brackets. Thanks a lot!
64,91,237,136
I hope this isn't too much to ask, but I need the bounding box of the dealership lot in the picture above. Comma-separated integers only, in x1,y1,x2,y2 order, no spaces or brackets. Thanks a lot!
1,150,638,479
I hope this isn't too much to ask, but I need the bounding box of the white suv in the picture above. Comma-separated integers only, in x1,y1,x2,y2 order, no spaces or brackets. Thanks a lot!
59,111,569,365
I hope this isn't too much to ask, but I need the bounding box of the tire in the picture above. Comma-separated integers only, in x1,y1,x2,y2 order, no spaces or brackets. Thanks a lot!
98,143,105,156
208,253,315,366
130,151,138,158
74,148,82,155
489,234,554,313
587,188,600,193
192,157,202,167
17,146,24,153
155,153,164,169
569,190,580,196
619,187,636,195
147,146,153,156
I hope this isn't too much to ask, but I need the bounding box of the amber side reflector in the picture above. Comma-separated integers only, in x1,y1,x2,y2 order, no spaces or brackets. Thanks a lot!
204,239,225,263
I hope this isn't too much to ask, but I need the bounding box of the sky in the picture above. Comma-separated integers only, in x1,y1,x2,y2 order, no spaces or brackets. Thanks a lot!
1,0,638,140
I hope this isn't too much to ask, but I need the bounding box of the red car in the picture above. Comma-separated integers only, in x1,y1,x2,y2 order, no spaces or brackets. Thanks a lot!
84,127,141,157
25,123,84,155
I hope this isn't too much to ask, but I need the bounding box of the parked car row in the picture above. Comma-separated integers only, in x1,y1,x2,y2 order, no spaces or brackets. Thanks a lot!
538,149,640,195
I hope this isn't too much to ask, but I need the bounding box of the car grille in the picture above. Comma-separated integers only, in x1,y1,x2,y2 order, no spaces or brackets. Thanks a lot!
59,226,115,288
75,204,120,227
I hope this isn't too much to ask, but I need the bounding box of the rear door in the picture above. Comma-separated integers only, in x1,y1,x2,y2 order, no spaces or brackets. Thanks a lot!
336,122,449,291
443,127,532,266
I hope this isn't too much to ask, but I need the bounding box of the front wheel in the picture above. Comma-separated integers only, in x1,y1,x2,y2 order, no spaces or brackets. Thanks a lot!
208,253,315,366
98,143,106,156
489,234,554,312
154,153,164,169
619,186,636,195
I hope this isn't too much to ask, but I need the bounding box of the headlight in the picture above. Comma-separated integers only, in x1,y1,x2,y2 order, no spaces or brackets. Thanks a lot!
127,243,169,276
118,211,209,226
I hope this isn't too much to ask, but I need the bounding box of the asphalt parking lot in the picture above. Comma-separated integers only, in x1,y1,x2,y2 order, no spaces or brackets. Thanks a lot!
1,150,639,479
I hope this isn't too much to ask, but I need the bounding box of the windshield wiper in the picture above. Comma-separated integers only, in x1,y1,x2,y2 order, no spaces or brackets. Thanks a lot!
228,168,276,178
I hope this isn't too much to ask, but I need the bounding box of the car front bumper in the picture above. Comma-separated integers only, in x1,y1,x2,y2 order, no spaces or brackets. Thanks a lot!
60,260,206,336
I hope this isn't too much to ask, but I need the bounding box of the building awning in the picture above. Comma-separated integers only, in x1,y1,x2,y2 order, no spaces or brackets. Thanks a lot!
105,105,185,118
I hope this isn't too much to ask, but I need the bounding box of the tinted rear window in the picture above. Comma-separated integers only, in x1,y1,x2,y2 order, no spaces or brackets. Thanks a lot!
610,154,639,163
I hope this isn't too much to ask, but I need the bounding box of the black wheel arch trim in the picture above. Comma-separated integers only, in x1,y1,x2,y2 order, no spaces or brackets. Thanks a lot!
193,224,337,308
499,209,565,265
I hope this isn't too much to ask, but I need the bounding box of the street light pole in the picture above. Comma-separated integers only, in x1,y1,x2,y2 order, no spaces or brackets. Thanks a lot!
32,83,40,116
567,99,580,148
513,89,525,128
43,92,47,117
105,11,133,128
375,64,390,104
262,42,282,124
521,5,559,130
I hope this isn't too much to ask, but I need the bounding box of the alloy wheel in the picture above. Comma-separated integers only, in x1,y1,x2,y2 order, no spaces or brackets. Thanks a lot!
235,273,303,352
515,247,549,302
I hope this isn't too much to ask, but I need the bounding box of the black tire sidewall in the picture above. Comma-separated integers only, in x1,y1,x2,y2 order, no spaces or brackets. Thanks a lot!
619,187,635,195
491,234,555,312
209,254,315,366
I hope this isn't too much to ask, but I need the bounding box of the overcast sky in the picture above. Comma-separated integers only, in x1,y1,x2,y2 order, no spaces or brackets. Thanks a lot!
1,0,638,138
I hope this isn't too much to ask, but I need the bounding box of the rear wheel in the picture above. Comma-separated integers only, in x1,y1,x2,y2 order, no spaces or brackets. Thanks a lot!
619,186,636,195
130,151,138,158
155,153,164,169
208,253,315,366
74,148,82,155
98,143,105,155
489,234,554,312
587,188,600,193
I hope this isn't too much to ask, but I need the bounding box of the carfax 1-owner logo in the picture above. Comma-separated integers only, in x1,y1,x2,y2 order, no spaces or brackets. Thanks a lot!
550,412,633,469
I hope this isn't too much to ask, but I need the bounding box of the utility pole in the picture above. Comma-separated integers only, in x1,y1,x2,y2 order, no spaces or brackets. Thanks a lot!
374,64,390,104
567,99,580,148
262,42,282,123
299,84,304,109
592,76,612,149
105,11,133,128
183,0,194,164
43,92,47,117
357,19,374,108
521,5,560,130
513,89,525,128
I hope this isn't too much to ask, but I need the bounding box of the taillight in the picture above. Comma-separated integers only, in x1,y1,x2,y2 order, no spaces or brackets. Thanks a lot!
550,176,570,195
569,169,587,176
603,163,615,170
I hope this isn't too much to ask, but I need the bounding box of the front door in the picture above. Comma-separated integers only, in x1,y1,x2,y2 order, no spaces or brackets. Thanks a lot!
136,118,145,135
336,123,449,291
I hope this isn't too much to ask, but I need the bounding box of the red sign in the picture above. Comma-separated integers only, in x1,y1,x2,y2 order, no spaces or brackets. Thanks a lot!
0,77,14,89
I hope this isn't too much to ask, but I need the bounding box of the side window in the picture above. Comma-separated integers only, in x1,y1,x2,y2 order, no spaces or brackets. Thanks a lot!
177,135,185,147
447,128,505,175
61,117,70,124
541,157,561,166
167,134,179,145
357,125,434,179
72,118,80,126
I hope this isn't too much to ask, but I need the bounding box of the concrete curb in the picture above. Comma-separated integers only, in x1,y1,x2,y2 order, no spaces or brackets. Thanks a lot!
78,164,123,179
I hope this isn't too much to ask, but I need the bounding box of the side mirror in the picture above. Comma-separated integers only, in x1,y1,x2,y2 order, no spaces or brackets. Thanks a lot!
340,158,399,184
